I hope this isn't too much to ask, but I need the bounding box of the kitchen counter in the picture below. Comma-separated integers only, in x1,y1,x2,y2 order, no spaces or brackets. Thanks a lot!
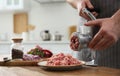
0,40,70,44
0,40,72,56
0,66,120,76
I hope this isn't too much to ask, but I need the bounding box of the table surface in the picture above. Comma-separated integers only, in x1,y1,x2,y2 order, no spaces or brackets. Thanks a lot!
0,65,120,76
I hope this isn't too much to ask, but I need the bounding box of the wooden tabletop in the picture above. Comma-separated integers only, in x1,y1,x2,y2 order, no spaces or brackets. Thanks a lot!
0,66,120,76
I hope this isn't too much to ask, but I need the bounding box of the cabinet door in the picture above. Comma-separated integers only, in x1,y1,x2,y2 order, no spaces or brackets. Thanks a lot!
14,13,28,34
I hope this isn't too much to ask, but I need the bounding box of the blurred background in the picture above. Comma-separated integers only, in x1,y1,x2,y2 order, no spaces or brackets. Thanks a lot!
0,0,83,59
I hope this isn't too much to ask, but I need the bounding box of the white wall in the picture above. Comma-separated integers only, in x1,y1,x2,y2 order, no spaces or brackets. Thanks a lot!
28,0,79,40
0,0,80,41
0,13,13,40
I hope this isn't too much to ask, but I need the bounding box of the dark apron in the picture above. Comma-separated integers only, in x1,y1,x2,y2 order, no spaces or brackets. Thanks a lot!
90,0,120,69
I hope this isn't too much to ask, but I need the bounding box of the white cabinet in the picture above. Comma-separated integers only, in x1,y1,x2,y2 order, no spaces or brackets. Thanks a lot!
0,0,31,12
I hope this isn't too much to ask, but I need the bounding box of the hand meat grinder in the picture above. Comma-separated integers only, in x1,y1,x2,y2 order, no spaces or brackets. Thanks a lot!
71,8,96,51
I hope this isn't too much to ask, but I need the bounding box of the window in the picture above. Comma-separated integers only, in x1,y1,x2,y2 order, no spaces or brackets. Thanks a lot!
6,0,12,6
14,0,19,5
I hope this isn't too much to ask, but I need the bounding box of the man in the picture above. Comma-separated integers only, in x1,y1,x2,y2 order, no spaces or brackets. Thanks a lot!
67,0,120,69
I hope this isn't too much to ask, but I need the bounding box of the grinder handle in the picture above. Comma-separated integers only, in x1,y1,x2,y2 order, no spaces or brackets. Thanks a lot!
82,8,96,20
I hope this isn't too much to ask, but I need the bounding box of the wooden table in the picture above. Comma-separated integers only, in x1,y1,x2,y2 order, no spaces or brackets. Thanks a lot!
0,66,120,76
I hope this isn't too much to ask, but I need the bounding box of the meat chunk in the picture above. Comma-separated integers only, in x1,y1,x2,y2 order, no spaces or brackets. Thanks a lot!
47,53,81,66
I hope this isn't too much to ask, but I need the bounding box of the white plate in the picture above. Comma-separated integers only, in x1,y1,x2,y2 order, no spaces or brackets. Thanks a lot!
38,61,85,71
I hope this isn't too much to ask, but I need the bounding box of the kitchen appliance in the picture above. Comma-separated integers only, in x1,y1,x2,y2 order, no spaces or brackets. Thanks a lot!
53,31,63,41
40,30,51,41
0,33,8,41
22,32,29,41
71,8,96,51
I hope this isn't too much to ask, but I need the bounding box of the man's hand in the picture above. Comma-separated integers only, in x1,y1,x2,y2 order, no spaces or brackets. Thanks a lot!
85,18,119,50
66,0,98,20
77,0,98,20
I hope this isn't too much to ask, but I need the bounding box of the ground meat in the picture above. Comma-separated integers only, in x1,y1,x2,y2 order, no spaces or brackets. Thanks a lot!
47,53,81,66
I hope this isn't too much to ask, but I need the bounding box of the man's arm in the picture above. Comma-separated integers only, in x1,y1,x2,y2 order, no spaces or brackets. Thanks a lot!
112,9,120,27
66,0,97,20
66,0,78,9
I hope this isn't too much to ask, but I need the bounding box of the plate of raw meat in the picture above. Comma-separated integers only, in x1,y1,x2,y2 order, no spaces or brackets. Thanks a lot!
38,53,85,71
